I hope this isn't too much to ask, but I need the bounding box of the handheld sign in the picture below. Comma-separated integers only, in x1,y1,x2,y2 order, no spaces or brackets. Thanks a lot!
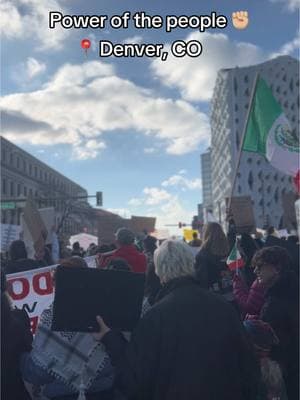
52,267,145,332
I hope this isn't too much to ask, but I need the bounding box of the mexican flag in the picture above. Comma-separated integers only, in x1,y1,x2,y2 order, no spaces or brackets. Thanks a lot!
227,242,244,271
242,77,299,176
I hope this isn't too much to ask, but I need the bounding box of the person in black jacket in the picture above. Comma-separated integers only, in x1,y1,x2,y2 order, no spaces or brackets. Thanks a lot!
195,222,229,294
1,269,33,400
252,246,299,400
94,240,260,400
4,240,45,274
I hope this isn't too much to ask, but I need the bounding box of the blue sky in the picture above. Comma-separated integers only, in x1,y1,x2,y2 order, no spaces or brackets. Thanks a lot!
1,0,299,234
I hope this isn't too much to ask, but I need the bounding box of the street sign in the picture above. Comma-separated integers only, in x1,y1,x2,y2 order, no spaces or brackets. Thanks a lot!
1,202,16,209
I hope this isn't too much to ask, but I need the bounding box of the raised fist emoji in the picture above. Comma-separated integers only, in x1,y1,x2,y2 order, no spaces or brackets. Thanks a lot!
232,11,249,30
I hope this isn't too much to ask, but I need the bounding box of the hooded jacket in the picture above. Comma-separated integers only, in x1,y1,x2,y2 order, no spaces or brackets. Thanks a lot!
102,276,260,400
99,245,147,273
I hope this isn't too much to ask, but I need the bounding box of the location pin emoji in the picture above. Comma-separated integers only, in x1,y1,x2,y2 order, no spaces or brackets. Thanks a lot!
81,38,91,57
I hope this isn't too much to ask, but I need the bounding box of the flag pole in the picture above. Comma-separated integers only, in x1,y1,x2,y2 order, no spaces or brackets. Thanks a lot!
227,72,260,218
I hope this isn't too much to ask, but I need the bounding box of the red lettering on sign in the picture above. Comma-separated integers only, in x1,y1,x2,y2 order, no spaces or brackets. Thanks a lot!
30,316,39,334
32,272,54,295
7,278,30,300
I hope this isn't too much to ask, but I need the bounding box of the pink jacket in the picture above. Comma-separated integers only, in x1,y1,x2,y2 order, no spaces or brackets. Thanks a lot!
233,275,266,317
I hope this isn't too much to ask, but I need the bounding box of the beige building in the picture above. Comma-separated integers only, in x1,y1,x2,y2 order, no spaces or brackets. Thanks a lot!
1,136,97,237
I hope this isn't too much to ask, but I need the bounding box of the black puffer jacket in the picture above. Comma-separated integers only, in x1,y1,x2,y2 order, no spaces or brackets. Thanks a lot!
102,277,260,400
260,271,299,400
1,309,33,400
195,248,227,292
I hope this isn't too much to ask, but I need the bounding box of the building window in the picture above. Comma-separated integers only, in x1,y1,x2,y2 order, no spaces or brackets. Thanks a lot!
281,188,286,195
17,157,20,168
234,78,238,96
236,131,240,149
235,104,238,111
274,188,279,203
23,160,26,172
10,153,13,164
17,183,21,196
10,182,14,196
288,177,292,183
247,157,252,164
29,164,32,175
244,75,249,83
40,170,42,180
276,86,281,94
245,103,249,110
24,186,27,196
235,118,239,124
257,160,261,166
282,73,287,82
244,88,250,97
274,173,278,182
267,185,271,194
248,171,253,190
238,185,242,194
2,179,6,195
34,166,37,177
29,188,33,197
2,149,6,163
289,78,294,92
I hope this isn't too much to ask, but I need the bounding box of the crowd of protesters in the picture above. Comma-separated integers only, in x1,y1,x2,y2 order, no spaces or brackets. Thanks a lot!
1,222,299,400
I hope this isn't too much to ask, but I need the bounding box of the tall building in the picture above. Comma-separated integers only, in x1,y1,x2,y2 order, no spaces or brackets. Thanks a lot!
1,136,97,236
201,147,213,213
210,56,299,228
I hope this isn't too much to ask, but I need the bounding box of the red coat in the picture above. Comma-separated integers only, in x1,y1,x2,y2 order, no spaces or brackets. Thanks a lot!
99,245,147,273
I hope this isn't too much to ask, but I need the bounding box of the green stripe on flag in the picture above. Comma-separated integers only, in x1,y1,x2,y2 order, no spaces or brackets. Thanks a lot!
242,78,282,155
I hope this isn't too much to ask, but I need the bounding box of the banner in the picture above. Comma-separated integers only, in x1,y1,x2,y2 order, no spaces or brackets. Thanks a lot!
7,265,56,334
6,256,97,333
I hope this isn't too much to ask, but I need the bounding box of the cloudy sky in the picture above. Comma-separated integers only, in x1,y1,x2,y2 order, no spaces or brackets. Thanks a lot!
1,0,299,234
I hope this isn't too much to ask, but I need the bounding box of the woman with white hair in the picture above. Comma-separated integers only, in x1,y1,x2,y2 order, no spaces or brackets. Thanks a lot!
94,240,260,400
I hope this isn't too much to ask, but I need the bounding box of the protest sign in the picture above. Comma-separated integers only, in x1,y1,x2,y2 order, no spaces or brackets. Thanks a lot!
6,256,97,333
0,224,21,252
7,265,56,334
22,200,48,257
282,192,297,231
69,232,98,250
183,229,198,242
226,196,256,234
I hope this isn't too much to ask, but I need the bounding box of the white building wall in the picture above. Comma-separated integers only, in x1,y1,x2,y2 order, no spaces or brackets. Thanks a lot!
211,56,299,229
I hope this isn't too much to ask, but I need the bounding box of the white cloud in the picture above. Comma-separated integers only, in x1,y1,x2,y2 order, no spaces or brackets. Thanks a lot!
0,0,69,51
25,57,46,78
1,60,210,156
128,198,143,207
122,36,143,45
162,174,202,190
151,31,265,102
12,57,46,85
270,0,300,11
143,187,172,205
270,32,300,58
178,169,187,175
154,196,194,234
144,147,156,154
72,139,106,160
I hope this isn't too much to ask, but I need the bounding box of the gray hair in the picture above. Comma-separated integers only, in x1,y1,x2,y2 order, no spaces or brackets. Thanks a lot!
154,240,195,283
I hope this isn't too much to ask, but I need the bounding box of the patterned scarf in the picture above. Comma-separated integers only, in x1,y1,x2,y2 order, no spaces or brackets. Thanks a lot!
30,304,109,394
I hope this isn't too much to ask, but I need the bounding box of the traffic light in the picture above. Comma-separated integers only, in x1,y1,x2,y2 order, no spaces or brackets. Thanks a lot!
96,191,103,206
